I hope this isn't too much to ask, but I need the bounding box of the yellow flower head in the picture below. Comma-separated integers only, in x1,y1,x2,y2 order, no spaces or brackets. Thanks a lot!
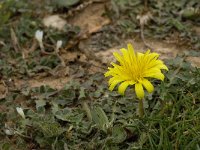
104,44,168,99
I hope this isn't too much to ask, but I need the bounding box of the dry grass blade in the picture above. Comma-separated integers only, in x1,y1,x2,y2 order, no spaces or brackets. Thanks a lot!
137,0,153,50
10,28,21,52
137,11,153,50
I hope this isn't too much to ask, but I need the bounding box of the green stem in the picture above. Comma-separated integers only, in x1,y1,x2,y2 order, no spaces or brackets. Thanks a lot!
138,99,144,118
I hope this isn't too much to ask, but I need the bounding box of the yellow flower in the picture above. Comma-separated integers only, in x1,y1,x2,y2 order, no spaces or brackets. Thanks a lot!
104,44,168,99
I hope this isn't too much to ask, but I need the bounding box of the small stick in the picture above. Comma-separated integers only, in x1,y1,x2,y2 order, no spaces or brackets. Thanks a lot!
140,24,154,50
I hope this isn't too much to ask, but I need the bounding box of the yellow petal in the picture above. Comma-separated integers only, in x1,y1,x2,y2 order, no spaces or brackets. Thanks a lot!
120,48,129,61
159,64,168,71
152,73,165,81
109,79,123,91
127,43,134,52
141,79,154,93
104,72,110,77
148,52,159,60
127,43,137,64
143,68,161,76
118,81,130,95
104,70,112,77
137,52,144,58
109,76,123,85
135,83,144,99
127,43,136,57
144,72,165,81
144,49,150,55
113,52,123,64
120,48,128,55
146,59,168,71
111,60,125,71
